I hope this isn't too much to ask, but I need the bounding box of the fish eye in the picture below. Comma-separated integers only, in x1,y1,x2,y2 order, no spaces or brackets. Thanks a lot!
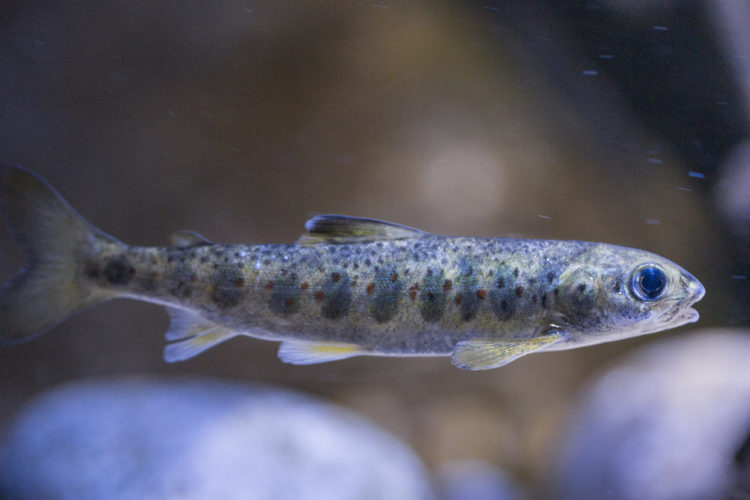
631,264,669,301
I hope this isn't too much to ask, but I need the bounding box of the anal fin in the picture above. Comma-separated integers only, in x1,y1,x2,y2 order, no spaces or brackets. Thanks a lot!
163,307,239,363
278,340,362,365
451,329,565,370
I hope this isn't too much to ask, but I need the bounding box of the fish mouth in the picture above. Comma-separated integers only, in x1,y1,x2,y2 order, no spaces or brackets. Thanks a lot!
658,275,704,325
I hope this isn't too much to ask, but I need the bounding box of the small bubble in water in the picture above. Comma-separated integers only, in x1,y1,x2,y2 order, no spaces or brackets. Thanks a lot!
648,158,663,165
645,219,661,225
688,171,705,179
582,70,598,76
731,275,747,280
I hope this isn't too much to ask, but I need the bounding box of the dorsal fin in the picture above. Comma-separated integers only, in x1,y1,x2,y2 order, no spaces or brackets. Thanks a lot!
297,214,428,245
169,230,213,248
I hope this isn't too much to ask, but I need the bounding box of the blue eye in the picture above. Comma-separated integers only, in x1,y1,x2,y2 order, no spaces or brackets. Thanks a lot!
631,265,668,301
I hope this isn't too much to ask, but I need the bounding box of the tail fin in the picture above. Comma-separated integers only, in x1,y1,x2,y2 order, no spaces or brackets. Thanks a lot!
0,165,113,344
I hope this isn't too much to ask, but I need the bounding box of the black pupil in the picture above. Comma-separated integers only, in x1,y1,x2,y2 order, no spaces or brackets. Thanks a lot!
639,267,666,300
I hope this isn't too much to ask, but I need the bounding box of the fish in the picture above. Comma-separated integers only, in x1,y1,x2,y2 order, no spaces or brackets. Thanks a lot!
0,165,705,370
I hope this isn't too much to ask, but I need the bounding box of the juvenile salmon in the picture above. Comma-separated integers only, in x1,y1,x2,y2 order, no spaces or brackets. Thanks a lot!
0,166,705,369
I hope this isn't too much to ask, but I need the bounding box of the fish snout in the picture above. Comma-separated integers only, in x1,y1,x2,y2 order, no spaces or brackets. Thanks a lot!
682,272,705,306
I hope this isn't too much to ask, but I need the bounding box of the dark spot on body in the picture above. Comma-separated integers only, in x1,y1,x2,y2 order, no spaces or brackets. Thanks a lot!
390,272,398,282
614,281,621,293
515,286,524,298
514,268,519,278
476,289,486,300
211,268,246,309
547,272,555,283
321,270,352,320
265,281,274,290
369,265,403,323
457,257,481,321
167,264,194,298
366,283,375,294
532,294,537,304
315,290,325,301
105,258,134,285
443,280,452,291
578,283,587,292
455,293,463,305
491,266,517,321
554,288,560,296
419,268,446,323
541,294,547,308
268,274,300,315
301,282,309,290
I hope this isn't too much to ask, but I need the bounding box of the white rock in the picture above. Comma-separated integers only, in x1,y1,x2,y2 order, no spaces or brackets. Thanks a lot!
551,330,750,500
0,378,435,500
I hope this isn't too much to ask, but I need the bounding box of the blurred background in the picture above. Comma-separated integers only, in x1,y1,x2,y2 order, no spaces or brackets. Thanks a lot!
1,0,749,498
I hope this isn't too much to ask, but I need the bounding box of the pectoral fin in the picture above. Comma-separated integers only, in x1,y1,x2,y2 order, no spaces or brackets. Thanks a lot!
163,308,239,362
451,329,565,370
278,340,362,365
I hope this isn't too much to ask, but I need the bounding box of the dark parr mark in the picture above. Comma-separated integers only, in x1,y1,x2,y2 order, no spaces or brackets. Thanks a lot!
269,274,300,315
369,265,403,323
321,269,352,320
490,267,517,321
105,257,134,285
419,268,446,323
457,257,480,321
167,264,194,298
211,268,246,309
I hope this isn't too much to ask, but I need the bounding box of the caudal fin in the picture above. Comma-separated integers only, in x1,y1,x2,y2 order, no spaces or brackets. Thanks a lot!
0,165,113,344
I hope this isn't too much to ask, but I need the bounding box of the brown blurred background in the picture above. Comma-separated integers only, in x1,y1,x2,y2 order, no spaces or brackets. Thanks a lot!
1,0,749,495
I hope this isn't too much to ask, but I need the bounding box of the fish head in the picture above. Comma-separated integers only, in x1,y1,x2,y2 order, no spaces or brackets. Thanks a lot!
550,244,705,347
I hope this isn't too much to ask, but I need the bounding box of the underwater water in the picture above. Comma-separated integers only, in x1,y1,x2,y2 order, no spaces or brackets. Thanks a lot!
0,1,748,498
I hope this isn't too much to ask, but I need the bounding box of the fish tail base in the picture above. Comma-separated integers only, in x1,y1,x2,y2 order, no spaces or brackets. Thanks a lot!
0,165,115,344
